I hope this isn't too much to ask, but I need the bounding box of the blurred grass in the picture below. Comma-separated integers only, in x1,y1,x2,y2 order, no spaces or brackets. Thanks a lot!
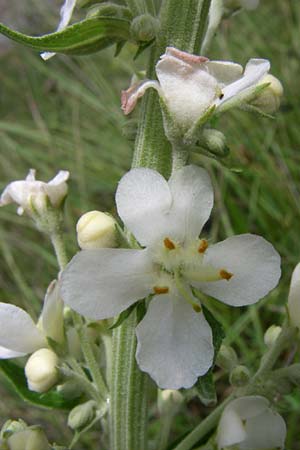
0,0,300,448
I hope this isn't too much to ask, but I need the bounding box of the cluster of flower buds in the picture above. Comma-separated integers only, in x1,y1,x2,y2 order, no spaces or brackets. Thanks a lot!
0,420,51,450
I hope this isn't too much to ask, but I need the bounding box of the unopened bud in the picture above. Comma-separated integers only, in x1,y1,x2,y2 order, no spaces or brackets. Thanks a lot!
264,325,282,348
86,3,132,20
251,74,283,114
130,14,159,42
25,348,59,393
197,129,229,158
229,365,250,387
216,344,238,371
76,210,118,249
7,426,50,450
68,400,97,430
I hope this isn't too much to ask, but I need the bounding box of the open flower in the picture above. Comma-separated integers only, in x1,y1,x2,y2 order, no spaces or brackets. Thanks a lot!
41,0,77,60
0,280,64,359
121,47,270,131
61,165,280,389
217,396,286,449
0,169,69,215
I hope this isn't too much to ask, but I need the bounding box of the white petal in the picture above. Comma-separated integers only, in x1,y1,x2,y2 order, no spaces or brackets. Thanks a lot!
156,52,219,128
167,165,214,242
136,293,214,389
242,409,286,449
121,80,161,115
217,408,246,448
220,58,270,104
116,168,172,246
48,170,70,186
60,249,156,320
0,346,26,359
41,0,77,60
40,280,64,345
26,169,36,182
206,61,243,86
227,396,269,419
288,262,300,328
193,234,281,306
0,303,46,354
201,0,223,55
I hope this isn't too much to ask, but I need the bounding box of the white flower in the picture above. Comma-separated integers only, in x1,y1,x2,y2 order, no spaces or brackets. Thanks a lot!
217,396,286,449
0,169,69,215
61,165,280,389
41,0,77,61
121,47,270,130
288,262,300,329
0,280,64,359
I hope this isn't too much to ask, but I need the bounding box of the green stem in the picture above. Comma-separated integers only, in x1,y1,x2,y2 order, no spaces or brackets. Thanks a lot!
73,313,109,402
173,394,234,450
109,311,148,450
50,229,68,270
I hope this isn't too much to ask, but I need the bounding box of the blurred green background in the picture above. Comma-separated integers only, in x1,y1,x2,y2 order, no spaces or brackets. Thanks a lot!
0,0,300,448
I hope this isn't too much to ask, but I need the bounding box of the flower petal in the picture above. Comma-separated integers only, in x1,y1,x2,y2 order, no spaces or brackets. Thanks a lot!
121,80,161,115
0,346,26,359
40,280,64,345
0,303,46,355
242,409,286,449
288,262,300,328
217,408,246,448
206,61,243,86
167,165,214,242
136,293,214,389
193,234,281,306
60,249,156,320
41,0,77,60
116,168,172,246
48,170,70,186
220,58,270,104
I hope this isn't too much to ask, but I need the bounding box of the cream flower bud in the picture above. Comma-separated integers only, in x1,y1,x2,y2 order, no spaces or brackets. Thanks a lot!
251,74,283,114
229,365,250,387
68,400,97,430
216,344,238,371
288,262,300,329
6,426,50,450
76,210,118,249
25,348,59,393
264,324,282,348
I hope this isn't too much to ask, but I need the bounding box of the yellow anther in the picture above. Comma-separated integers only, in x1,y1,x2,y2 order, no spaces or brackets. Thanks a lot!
192,304,202,313
164,237,176,250
198,239,208,253
153,286,169,295
220,269,233,281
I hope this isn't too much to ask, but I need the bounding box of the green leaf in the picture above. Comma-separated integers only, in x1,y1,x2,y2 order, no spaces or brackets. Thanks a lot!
202,305,225,358
195,370,216,407
0,360,79,410
109,303,136,330
0,17,131,56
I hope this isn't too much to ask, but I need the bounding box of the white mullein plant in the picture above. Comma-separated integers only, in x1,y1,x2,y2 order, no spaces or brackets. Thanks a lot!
61,165,281,389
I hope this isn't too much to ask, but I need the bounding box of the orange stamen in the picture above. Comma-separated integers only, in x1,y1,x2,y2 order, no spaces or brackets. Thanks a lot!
198,239,208,253
192,304,202,313
220,269,233,281
153,286,169,295
164,237,176,250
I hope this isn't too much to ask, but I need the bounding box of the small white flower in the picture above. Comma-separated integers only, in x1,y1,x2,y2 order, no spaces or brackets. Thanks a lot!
61,165,280,389
121,47,270,130
217,396,286,449
0,280,64,359
0,169,69,215
288,262,300,329
41,0,77,60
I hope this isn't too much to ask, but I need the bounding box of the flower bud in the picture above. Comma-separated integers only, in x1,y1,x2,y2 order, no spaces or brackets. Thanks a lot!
130,14,159,42
68,400,97,430
76,210,118,249
288,262,300,329
216,344,238,371
25,348,59,393
229,365,250,387
197,129,229,158
264,325,282,348
6,426,50,450
251,74,283,114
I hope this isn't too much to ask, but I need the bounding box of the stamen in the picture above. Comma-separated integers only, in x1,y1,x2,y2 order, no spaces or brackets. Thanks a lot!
164,237,176,250
220,269,233,281
219,92,224,99
153,286,169,295
198,239,208,253
192,304,202,313
174,272,202,313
